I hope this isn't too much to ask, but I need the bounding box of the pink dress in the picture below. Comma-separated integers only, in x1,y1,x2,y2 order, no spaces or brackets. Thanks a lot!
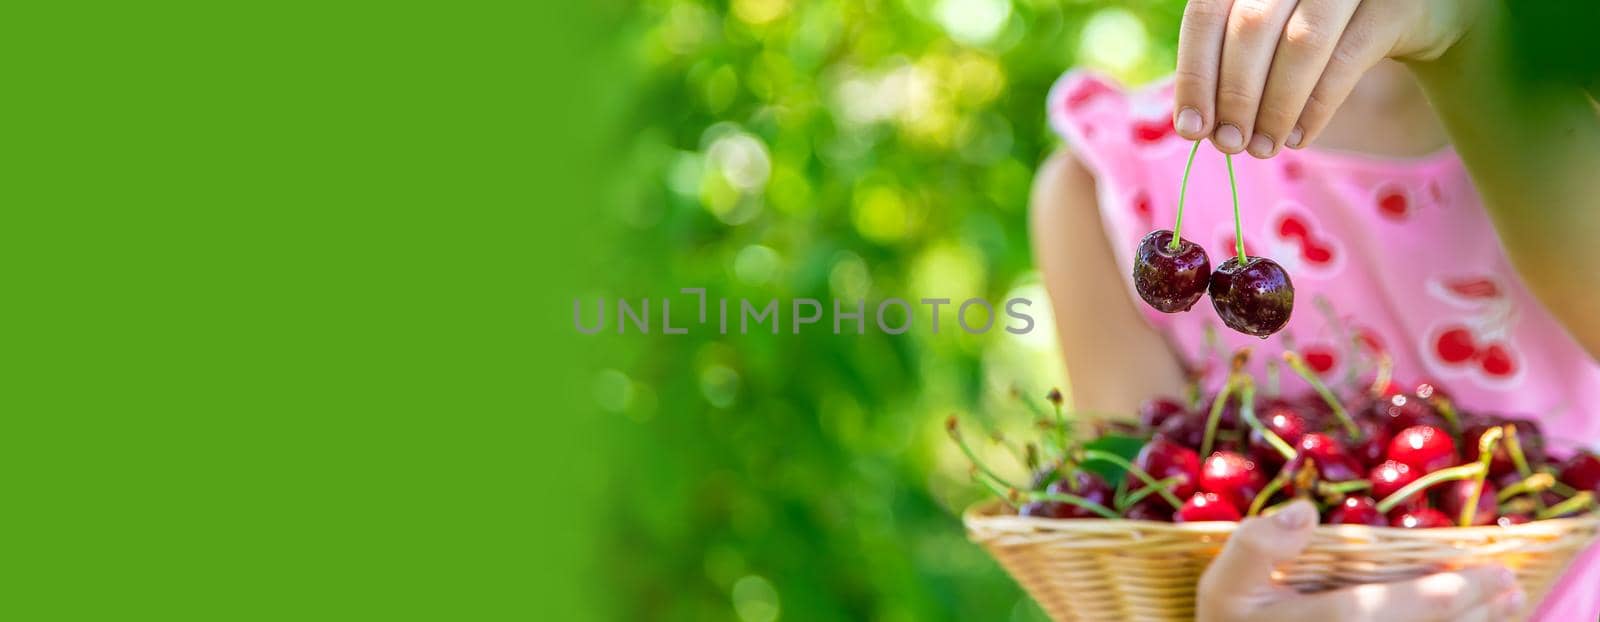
1047,70,1600,620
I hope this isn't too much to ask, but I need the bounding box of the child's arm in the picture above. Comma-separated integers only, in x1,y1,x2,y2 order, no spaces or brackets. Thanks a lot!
1406,3,1600,358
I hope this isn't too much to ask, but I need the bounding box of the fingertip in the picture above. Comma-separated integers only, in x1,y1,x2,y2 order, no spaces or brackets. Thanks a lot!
1212,123,1245,153
1174,107,1205,138
1286,126,1305,149
1271,499,1318,530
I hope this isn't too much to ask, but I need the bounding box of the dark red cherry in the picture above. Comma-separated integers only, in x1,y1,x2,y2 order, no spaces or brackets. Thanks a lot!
1438,479,1498,526
1559,452,1600,495
1387,425,1459,474
1326,496,1387,526
1391,507,1453,528
1465,419,1546,477
1208,256,1294,338
1138,397,1189,430
1154,412,1207,449
1132,438,1202,499
1497,514,1533,527
1176,492,1242,522
1369,460,1420,501
1045,472,1114,519
1124,498,1175,522
1018,501,1063,518
1133,230,1212,312
1199,451,1266,513
1250,404,1309,466
1295,433,1362,482
1347,418,1394,468
1363,393,1442,436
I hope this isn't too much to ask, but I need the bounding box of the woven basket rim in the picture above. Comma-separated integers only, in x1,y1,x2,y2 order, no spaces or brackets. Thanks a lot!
963,499,1600,538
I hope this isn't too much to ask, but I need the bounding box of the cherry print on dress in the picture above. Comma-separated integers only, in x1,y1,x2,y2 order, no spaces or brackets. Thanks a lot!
1282,158,1303,182
1375,183,1415,221
1302,344,1339,376
1265,204,1344,277
1131,190,1153,225
1063,76,1115,112
1276,213,1336,266
1423,275,1523,386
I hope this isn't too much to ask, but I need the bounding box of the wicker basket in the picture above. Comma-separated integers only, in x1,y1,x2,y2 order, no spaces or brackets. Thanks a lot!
965,502,1600,621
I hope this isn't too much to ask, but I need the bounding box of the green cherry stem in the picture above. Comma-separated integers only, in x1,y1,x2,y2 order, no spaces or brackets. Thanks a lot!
1046,388,1072,461
973,472,1020,510
1200,375,1238,457
1225,152,1244,260
1115,476,1183,511
1376,462,1485,515
1318,479,1373,496
1283,351,1360,439
1237,379,1297,460
1169,140,1203,251
1537,492,1595,520
1458,426,1503,527
1084,449,1184,510
947,416,1025,490
1497,472,1556,503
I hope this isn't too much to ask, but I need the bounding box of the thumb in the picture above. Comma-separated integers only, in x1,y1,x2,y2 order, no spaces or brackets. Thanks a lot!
1201,500,1318,594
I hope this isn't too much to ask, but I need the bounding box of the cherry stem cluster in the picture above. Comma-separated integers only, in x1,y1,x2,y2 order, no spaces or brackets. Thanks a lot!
1236,380,1296,460
1200,376,1238,457
1458,426,1503,527
1283,351,1360,439
1084,449,1184,510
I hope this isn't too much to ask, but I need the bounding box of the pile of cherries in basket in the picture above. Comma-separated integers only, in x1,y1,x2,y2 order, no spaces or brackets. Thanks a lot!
949,351,1599,527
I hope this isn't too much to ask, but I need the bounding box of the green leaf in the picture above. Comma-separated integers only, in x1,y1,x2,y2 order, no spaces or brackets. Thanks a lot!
1081,435,1146,487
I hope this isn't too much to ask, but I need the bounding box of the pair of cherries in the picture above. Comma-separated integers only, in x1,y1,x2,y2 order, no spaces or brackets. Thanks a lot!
1132,143,1293,337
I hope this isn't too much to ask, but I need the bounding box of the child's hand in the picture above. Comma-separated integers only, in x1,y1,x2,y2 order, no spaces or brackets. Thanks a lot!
1197,500,1525,622
1171,0,1481,158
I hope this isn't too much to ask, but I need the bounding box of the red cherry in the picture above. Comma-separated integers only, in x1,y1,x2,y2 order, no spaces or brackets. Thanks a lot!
1250,405,1308,466
1326,496,1387,526
1200,451,1266,513
1133,230,1212,313
1498,514,1533,527
1132,438,1201,500
1366,394,1443,436
1347,417,1394,468
1387,425,1459,474
1559,452,1600,495
1295,433,1362,482
1435,328,1478,364
1391,507,1453,528
1175,492,1242,522
1438,479,1498,526
1124,498,1174,522
1138,397,1188,430
1209,256,1295,338
1369,460,1421,501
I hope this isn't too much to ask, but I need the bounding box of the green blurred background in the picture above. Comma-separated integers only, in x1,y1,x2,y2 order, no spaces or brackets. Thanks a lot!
589,1,1187,620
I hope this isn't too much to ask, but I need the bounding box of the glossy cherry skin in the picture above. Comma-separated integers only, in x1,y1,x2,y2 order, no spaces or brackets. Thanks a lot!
1368,460,1420,502
1559,452,1600,495
1391,507,1454,528
1018,501,1062,518
1386,425,1459,474
1438,479,1498,526
1176,492,1243,522
1208,256,1294,338
1199,451,1266,513
1497,514,1533,527
1133,230,1212,312
1363,394,1442,436
1138,397,1189,430
1249,405,1309,467
1132,438,1202,500
1326,496,1387,526
1154,412,1207,450
1124,498,1175,522
1346,418,1394,469
1044,472,1115,519
1465,419,1546,477
1295,433,1363,482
